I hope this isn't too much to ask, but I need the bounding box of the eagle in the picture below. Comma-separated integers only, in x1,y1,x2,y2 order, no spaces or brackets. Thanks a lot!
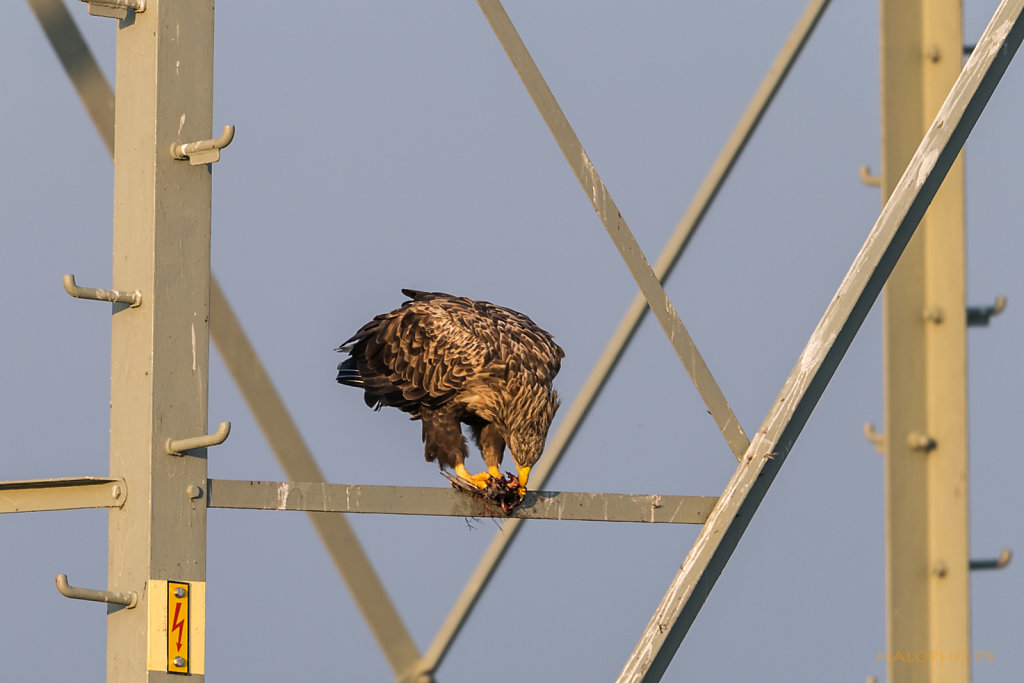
336,289,564,496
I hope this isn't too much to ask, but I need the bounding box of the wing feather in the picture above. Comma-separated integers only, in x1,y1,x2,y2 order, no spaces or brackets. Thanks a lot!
339,290,564,417
341,294,491,411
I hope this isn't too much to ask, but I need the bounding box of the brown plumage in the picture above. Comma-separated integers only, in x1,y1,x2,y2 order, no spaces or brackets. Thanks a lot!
337,289,563,494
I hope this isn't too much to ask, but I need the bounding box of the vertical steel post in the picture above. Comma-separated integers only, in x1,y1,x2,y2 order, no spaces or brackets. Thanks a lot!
618,0,1024,678
880,2,971,681
106,2,214,680
25,6,422,674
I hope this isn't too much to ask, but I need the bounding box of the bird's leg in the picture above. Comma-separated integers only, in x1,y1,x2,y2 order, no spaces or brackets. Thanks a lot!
515,465,531,496
421,408,488,488
466,421,505,486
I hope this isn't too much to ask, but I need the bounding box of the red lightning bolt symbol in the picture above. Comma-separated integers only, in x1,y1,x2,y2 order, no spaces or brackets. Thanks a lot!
171,602,186,652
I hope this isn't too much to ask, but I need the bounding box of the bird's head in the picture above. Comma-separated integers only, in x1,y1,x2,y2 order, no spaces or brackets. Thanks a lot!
507,428,547,469
505,384,560,468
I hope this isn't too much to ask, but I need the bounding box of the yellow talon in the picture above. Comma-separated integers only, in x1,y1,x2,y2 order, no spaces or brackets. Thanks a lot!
516,465,531,497
454,463,493,489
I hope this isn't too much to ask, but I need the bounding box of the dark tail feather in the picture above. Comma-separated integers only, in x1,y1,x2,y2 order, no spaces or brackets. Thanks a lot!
336,356,363,387
400,289,432,303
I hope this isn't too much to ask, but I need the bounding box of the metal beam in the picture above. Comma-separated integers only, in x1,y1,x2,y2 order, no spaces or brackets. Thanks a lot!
103,1,215,679
647,0,831,293
26,6,423,678
617,1,1024,679
208,279,424,680
880,1,971,680
25,0,114,156
0,477,125,513
206,479,717,524
539,0,832,495
477,0,749,460
414,1,831,676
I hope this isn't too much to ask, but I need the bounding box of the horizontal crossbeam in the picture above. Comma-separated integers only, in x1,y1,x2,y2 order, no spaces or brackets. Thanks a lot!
206,479,716,524
0,476,125,513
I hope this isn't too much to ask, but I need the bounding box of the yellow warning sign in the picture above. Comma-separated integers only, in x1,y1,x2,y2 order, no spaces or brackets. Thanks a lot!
167,581,190,674
147,580,205,674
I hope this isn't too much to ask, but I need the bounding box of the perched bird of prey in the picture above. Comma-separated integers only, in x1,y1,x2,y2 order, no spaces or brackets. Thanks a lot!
337,289,564,496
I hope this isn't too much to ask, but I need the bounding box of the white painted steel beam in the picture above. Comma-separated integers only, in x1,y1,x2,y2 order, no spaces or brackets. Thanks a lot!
0,477,125,513
206,479,718,524
27,6,424,678
414,2,832,677
617,2,1024,679
880,1,972,680
476,0,749,460
103,1,215,679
